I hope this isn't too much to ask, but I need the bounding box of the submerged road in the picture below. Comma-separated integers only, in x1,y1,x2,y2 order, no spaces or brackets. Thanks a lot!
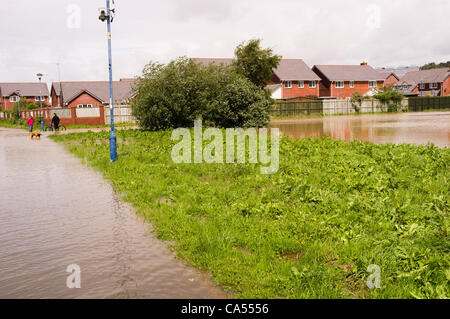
0,127,225,298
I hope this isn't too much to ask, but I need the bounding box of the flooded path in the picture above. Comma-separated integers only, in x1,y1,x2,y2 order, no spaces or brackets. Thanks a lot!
270,111,450,147
0,127,226,299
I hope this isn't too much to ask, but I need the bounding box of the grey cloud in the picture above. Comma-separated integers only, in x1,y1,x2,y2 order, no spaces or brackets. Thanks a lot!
1,0,449,85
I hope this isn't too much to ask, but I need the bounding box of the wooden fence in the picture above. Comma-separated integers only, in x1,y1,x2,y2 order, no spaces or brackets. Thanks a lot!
271,97,449,117
408,96,450,112
269,101,323,117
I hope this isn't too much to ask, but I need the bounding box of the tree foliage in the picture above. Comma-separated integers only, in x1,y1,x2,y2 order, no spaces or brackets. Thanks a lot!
233,39,281,89
374,86,404,112
350,92,367,112
420,61,450,70
131,57,272,130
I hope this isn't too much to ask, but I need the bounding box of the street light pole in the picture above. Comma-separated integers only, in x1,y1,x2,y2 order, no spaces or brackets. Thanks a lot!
99,0,117,162
37,73,44,132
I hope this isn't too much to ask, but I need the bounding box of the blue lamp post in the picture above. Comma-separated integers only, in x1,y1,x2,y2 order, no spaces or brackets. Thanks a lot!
37,73,44,132
99,0,117,162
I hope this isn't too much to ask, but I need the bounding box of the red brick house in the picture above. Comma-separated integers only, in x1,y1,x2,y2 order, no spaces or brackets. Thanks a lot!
192,58,321,100
267,59,321,100
379,72,400,87
0,82,49,111
394,68,450,97
50,79,136,108
312,63,385,98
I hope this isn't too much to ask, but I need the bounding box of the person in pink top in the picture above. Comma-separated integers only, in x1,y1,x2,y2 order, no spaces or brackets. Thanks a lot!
27,116,34,132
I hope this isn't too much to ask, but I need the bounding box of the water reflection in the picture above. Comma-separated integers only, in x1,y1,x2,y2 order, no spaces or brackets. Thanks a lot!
270,112,450,147
0,128,225,299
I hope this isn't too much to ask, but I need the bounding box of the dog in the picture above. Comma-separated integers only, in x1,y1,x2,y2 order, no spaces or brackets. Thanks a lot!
30,131,41,140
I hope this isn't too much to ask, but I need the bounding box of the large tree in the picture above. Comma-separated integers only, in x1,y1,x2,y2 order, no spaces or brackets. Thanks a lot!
131,57,271,130
233,39,281,89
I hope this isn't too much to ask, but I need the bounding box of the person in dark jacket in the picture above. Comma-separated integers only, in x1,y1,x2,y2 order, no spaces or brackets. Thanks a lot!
51,113,60,131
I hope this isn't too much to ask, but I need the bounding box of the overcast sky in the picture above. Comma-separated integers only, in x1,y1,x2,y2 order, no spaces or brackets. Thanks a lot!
1,0,449,86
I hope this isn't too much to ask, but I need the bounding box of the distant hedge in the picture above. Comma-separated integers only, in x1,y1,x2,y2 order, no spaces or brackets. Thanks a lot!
131,57,272,130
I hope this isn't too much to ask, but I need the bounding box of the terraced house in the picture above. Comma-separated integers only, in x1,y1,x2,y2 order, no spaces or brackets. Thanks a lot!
394,68,450,97
0,82,49,111
192,58,321,100
50,78,136,108
312,62,385,98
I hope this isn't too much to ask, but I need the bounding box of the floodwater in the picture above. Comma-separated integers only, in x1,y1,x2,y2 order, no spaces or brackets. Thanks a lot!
0,128,226,299
270,111,450,148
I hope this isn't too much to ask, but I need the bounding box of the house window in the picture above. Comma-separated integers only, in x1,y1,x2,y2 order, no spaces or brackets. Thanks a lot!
298,81,304,88
77,104,93,108
430,83,438,89
335,81,344,89
350,81,355,88
309,81,316,88
285,81,292,89
419,83,425,90
368,81,377,88
35,96,45,101
10,96,19,102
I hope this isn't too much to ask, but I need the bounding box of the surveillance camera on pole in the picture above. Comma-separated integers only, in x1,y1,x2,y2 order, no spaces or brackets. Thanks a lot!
98,8,108,22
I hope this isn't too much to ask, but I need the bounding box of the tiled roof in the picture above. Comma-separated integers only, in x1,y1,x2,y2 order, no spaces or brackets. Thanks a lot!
399,68,450,85
51,79,136,104
379,72,399,80
313,65,386,81
0,82,49,97
192,58,320,81
272,59,320,81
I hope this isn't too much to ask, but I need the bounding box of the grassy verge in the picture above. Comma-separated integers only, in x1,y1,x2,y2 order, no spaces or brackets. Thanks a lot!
50,130,449,299
63,122,136,129
0,121,27,130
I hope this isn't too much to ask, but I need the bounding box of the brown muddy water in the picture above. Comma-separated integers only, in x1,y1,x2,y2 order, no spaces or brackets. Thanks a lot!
0,128,226,299
270,111,450,147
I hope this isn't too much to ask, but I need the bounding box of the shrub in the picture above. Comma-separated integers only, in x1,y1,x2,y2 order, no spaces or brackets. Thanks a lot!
388,104,401,112
350,92,366,112
374,87,404,112
132,57,272,130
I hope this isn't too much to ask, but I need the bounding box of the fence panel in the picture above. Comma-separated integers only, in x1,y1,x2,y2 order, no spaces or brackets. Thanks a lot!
408,96,450,111
270,101,323,117
76,107,101,118
104,104,136,124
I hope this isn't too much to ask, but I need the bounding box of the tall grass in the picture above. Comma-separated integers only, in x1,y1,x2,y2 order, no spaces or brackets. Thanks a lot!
50,130,449,299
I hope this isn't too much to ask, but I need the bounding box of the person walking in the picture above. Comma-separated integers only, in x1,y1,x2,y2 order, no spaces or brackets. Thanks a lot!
51,113,60,132
27,116,34,132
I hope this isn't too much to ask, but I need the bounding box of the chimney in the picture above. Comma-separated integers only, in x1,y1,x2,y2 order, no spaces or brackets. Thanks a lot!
360,62,368,66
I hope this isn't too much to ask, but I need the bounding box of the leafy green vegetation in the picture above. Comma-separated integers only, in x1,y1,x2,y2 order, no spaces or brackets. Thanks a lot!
50,130,449,299
350,92,368,113
132,57,272,130
0,120,27,129
63,122,136,129
374,87,405,112
420,61,450,70
233,38,281,89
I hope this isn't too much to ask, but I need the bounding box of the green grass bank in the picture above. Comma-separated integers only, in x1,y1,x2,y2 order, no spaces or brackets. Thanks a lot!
50,130,449,299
